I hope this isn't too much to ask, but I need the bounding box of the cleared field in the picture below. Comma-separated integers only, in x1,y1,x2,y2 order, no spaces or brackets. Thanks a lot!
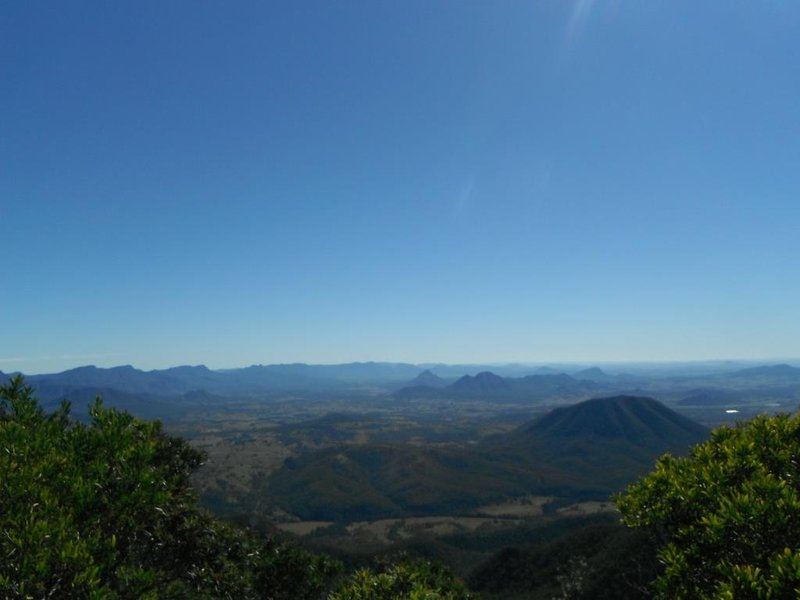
276,521,335,535
556,501,618,517
342,516,524,545
475,495,553,517
188,428,293,498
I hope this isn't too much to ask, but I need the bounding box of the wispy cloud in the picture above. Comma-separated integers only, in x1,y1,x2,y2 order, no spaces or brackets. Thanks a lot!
59,353,122,361
453,177,476,218
0,353,121,364
0,356,33,364
566,0,596,43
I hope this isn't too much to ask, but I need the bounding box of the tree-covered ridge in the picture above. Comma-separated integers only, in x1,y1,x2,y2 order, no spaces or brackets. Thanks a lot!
618,411,800,599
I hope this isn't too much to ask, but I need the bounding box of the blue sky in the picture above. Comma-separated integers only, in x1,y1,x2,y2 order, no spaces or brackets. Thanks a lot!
2,1,799,373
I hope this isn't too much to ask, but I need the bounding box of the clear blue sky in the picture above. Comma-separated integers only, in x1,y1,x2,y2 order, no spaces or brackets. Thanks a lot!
2,1,799,374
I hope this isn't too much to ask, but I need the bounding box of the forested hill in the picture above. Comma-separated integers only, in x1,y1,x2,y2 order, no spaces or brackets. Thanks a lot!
264,395,708,521
515,395,708,448
495,395,709,491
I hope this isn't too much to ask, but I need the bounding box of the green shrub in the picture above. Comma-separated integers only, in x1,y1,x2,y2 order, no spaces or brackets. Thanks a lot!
617,412,800,598
0,375,339,599
330,559,475,600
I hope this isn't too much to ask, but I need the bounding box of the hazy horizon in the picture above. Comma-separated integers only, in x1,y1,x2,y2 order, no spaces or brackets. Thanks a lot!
4,355,800,378
4,2,799,375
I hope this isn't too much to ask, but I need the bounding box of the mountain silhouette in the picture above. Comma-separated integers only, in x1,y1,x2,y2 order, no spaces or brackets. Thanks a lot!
730,364,800,379
504,395,708,489
451,371,511,394
521,395,706,446
573,367,609,381
410,369,447,387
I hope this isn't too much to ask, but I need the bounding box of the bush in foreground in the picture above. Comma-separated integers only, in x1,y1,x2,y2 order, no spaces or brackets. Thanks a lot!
0,375,339,599
618,412,800,598
331,559,475,600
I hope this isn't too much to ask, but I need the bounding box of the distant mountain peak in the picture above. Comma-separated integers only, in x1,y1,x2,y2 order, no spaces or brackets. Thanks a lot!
163,364,211,373
574,367,608,380
731,364,800,378
521,395,707,446
66,365,99,372
531,366,560,375
451,371,510,393
411,369,446,387
475,371,506,382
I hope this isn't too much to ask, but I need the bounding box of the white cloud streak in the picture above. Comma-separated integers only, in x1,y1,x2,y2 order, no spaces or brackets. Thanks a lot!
566,0,596,42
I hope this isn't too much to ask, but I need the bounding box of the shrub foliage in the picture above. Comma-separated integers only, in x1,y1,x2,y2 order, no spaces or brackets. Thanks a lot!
617,412,800,598
330,559,475,600
0,375,339,599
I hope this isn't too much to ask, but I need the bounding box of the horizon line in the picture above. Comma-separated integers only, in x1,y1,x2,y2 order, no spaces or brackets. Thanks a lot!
3,356,800,377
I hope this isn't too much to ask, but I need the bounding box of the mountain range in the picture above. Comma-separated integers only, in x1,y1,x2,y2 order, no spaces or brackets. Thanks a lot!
5,363,610,407
6,362,426,401
393,371,603,402
4,361,799,418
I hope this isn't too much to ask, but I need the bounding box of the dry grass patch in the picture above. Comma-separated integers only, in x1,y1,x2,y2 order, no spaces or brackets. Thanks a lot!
475,495,553,517
556,501,618,517
276,521,335,536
